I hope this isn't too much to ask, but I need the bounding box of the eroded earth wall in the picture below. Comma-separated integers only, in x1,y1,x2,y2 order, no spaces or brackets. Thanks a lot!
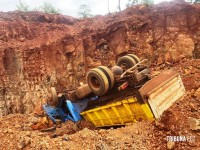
0,2,200,116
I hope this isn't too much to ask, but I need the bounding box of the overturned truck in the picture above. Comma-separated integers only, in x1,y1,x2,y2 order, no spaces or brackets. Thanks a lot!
43,54,186,127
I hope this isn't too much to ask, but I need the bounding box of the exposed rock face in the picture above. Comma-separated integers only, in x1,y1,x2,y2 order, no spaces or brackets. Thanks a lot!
0,2,200,115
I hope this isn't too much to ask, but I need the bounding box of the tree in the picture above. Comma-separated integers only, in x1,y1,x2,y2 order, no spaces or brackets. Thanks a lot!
107,0,110,14
16,0,29,12
118,0,121,11
126,0,138,7
189,0,200,3
17,1,60,14
38,2,60,14
126,0,154,7
78,4,93,18
142,0,154,6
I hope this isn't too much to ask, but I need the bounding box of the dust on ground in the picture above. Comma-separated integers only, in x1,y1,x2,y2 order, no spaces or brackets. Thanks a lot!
0,59,199,150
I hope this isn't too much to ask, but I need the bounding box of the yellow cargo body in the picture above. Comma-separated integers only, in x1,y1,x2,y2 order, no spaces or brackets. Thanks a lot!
80,96,154,127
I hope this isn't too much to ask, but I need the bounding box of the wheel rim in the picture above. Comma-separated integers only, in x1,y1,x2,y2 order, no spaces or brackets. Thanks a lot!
90,76,101,90
120,63,129,71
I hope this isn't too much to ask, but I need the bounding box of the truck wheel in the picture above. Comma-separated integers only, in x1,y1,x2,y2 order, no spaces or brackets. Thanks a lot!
98,66,115,90
127,54,140,63
117,55,136,71
87,68,109,96
48,87,58,106
75,84,92,99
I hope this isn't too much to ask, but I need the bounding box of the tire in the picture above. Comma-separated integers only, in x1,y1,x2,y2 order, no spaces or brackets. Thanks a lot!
75,84,92,99
48,87,58,106
87,68,109,96
98,66,115,90
117,55,136,71
127,54,140,63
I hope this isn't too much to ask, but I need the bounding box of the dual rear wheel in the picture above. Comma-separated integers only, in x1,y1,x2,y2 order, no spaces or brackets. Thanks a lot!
86,66,114,96
117,54,140,71
87,54,140,96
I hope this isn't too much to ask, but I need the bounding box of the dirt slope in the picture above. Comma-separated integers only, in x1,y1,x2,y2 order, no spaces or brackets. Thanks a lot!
0,59,199,150
0,2,200,115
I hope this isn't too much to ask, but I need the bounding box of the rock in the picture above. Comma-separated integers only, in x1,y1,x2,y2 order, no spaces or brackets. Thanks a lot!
189,103,197,112
3,129,8,133
190,89,195,94
149,134,153,137
10,134,14,139
72,124,78,131
30,132,38,138
24,137,31,145
38,132,44,136
97,38,107,48
25,131,31,137
7,128,13,133
194,88,200,98
165,61,171,65
19,37,25,42
28,116,39,124
62,137,69,141
95,142,107,150
188,142,198,147
172,34,194,61
164,53,172,62
157,56,163,65
18,140,26,149
50,134,58,138
98,129,107,135
184,69,190,75
151,71,160,77
189,117,200,130
135,130,139,135
154,121,165,129
167,141,175,149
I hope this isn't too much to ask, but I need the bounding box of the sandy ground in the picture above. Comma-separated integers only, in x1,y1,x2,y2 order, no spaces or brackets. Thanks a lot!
0,59,199,150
